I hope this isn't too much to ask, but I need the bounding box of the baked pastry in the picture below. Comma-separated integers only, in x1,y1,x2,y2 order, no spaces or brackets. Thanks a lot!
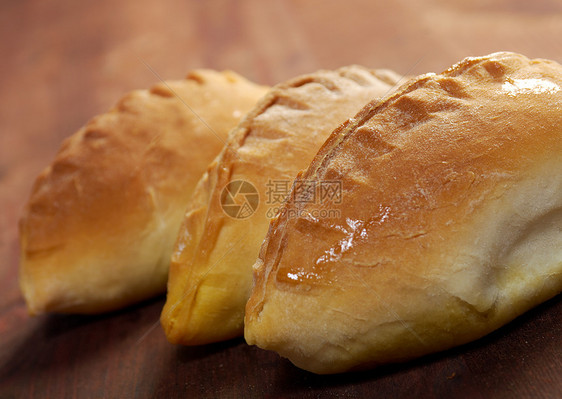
245,52,562,374
161,66,403,345
19,70,268,314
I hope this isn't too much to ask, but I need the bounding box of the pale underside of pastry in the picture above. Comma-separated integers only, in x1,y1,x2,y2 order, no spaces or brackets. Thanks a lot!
245,52,562,374
161,66,404,345
19,70,268,315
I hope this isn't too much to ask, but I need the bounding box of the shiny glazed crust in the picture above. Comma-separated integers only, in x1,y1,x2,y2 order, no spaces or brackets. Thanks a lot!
19,70,268,314
162,66,404,345
245,52,562,374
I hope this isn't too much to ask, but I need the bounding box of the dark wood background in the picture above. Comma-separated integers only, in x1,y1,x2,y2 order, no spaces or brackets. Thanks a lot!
1,1,561,398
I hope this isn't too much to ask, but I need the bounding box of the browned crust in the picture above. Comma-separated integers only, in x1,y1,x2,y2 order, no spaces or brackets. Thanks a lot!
162,65,404,344
245,52,562,373
19,70,268,314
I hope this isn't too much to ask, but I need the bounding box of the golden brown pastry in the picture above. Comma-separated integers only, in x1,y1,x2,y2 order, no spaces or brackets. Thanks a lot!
162,66,403,345
19,70,268,315
245,52,562,374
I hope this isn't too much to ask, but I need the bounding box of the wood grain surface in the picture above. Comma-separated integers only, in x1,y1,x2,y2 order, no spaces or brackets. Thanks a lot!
1,0,561,398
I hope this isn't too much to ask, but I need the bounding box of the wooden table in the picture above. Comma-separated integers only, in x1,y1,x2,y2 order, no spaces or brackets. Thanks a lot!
1,1,561,397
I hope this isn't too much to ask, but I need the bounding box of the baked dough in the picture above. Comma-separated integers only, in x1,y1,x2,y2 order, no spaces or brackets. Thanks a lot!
245,52,562,374
19,70,268,314
161,66,403,345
